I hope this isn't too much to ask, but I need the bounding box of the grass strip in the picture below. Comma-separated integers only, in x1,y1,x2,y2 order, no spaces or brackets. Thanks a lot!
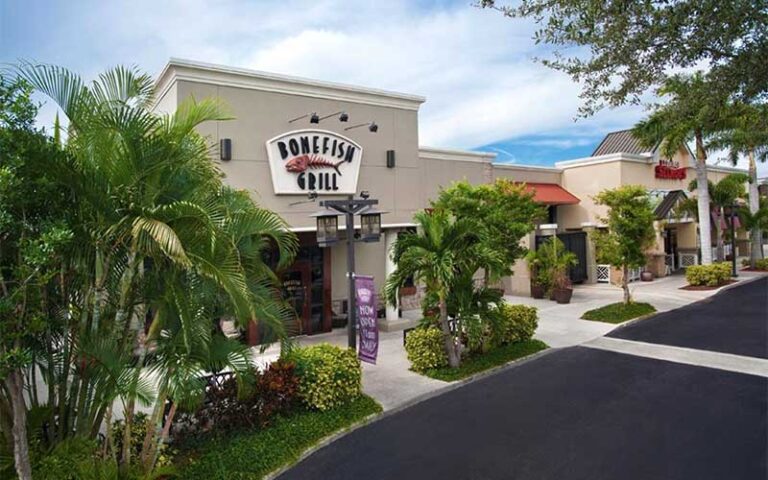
178,394,382,480
581,302,656,324
423,339,548,382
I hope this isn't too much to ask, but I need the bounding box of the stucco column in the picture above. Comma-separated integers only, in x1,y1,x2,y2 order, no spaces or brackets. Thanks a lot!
384,229,399,324
581,222,597,284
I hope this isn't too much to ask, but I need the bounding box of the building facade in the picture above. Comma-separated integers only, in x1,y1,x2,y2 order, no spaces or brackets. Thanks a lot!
154,59,750,342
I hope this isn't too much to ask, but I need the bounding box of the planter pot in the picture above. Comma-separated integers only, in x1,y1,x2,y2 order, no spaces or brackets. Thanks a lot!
640,271,654,282
549,290,556,301
530,284,545,299
553,288,573,304
399,286,417,296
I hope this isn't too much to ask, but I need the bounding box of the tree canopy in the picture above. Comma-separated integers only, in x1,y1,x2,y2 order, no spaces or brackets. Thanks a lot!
481,0,768,115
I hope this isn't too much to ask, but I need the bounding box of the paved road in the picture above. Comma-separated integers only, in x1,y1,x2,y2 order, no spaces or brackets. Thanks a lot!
279,279,768,480
609,276,768,359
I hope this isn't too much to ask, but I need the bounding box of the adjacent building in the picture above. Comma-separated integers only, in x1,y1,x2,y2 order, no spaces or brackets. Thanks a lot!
154,59,751,343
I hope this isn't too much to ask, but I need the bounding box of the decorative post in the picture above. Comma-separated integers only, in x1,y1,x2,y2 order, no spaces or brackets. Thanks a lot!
312,193,384,350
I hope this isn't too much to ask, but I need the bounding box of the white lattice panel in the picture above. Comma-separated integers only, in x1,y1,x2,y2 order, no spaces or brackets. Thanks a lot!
679,253,698,268
596,264,611,283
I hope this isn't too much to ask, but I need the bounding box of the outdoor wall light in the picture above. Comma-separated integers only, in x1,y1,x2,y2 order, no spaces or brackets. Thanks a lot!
318,111,349,122
359,207,384,242
288,112,320,124
220,138,232,161
345,121,378,133
311,209,339,247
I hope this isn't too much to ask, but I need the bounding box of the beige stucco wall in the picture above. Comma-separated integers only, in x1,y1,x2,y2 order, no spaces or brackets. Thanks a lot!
175,79,422,229
492,164,561,184
558,161,622,228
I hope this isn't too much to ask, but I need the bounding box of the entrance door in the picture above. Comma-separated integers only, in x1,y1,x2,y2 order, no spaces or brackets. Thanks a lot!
281,262,311,336
664,228,678,270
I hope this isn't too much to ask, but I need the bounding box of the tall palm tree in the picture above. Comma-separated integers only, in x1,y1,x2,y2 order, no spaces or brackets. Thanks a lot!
709,102,768,267
8,62,297,475
689,173,749,262
634,72,730,265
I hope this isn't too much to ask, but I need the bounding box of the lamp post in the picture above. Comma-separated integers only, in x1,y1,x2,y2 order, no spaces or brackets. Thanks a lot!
311,193,384,349
730,204,738,278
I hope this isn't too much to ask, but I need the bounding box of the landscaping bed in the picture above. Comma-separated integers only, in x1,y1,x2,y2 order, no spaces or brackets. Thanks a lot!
581,302,657,324
680,279,737,290
177,394,382,479
421,339,548,382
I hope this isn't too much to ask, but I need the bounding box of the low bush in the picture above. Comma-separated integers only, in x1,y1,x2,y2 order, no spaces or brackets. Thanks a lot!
491,303,538,345
685,262,732,286
111,411,175,468
32,438,160,480
405,326,448,372
756,258,768,270
286,344,362,411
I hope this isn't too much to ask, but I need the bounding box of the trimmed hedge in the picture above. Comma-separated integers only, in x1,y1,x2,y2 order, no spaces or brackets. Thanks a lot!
405,326,448,372
492,304,538,345
756,258,768,270
285,344,362,411
685,262,732,286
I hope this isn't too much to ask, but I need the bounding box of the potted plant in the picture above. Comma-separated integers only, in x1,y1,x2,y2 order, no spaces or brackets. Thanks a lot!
525,249,550,299
552,269,574,304
640,270,654,281
537,237,578,304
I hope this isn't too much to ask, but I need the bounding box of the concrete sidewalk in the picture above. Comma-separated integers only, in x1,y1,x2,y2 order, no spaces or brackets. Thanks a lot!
253,270,767,411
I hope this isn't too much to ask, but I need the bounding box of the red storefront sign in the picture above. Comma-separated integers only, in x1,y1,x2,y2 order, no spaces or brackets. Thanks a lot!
655,164,686,180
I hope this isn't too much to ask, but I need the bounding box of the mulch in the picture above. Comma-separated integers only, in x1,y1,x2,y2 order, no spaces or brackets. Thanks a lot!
680,279,737,291
740,268,768,272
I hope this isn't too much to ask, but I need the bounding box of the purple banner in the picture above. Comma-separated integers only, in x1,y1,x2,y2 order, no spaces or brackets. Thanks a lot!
355,275,378,364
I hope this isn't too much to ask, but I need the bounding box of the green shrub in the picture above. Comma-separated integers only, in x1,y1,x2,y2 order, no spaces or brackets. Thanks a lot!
285,344,361,411
492,303,538,345
756,258,768,270
685,262,732,286
405,326,448,372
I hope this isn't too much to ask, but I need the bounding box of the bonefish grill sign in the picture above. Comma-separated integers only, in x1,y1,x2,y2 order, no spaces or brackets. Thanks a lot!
266,130,363,194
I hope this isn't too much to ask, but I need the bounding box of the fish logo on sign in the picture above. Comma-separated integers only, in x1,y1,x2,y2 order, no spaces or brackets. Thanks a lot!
265,130,363,195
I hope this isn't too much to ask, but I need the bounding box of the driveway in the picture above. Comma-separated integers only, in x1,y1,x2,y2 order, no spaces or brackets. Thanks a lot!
278,278,768,480
609,276,768,359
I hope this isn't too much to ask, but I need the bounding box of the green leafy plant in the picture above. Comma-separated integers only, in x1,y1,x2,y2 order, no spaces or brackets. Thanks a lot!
491,304,538,346
685,262,732,286
405,326,449,372
285,344,362,411
594,185,656,303
534,236,578,294
756,258,768,270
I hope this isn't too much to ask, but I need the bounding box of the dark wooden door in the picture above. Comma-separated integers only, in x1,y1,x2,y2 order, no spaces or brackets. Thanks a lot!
281,262,311,335
535,231,588,283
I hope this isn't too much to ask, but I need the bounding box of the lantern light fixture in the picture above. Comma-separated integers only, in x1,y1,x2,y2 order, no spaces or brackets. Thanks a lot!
310,208,339,247
359,206,385,242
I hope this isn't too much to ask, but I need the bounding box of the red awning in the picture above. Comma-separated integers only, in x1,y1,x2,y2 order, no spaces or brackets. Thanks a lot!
520,183,580,205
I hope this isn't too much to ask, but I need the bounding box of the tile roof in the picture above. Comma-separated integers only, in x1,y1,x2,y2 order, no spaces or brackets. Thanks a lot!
592,129,652,156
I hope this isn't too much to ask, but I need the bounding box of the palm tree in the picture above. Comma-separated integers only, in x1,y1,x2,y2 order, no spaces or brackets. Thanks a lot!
709,102,768,267
9,62,297,475
385,210,504,368
633,72,730,265
688,173,749,262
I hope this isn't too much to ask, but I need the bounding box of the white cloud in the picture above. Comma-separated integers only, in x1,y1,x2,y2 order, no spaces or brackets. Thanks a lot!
7,0,713,165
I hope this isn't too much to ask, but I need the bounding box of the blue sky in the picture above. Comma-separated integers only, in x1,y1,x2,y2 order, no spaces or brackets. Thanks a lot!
0,0,700,167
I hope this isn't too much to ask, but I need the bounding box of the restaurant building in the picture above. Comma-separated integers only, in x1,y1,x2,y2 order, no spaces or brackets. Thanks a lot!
153,59,750,342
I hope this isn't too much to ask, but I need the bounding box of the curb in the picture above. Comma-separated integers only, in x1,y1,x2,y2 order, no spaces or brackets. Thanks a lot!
267,345,557,479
